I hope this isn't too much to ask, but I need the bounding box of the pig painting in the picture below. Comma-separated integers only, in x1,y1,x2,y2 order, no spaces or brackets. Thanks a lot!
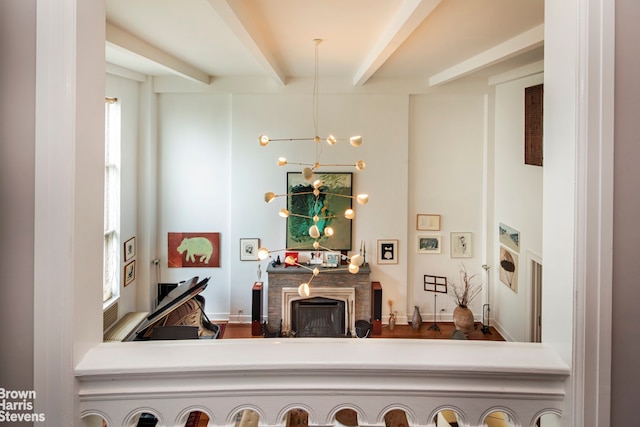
168,232,220,267
177,237,213,263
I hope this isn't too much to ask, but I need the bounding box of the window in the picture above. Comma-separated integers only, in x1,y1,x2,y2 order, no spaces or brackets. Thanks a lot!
104,98,121,303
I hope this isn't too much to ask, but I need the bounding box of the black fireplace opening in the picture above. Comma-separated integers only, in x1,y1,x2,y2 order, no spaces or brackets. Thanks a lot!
291,297,346,337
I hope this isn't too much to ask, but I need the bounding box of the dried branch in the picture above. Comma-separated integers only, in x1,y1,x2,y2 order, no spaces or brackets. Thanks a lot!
449,264,482,308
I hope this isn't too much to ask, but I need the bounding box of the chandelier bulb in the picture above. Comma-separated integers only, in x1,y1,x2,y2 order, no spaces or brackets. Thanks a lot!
313,268,319,276
257,247,270,260
326,135,337,145
351,254,364,267
344,209,355,219
298,283,310,297
313,179,323,189
348,263,360,274
349,136,363,147
313,241,320,249
259,135,270,146
356,194,369,205
355,160,366,171
324,226,334,237
314,136,321,143
264,192,276,203
279,208,290,218
285,255,297,266
313,215,319,223
309,225,320,239
277,157,287,166
303,167,314,181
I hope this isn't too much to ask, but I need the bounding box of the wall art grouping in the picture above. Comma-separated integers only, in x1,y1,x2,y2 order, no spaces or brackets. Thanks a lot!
168,232,220,268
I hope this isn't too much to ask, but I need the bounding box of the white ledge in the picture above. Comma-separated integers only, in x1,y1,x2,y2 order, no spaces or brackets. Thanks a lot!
76,338,568,377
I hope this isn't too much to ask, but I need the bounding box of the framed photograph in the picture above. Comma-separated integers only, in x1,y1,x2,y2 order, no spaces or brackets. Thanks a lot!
325,251,340,267
286,172,353,251
499,223,520,253
240,238,259,261
417,235,441,253
424,275,448,293
417,214,441,231
450,232,472,258
124,236,136,261
310,250,323,265
124,260,136,287
377,239,399,264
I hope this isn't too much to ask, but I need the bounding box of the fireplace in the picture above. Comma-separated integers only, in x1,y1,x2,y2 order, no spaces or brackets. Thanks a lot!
266,264,371,336
291,297,345,337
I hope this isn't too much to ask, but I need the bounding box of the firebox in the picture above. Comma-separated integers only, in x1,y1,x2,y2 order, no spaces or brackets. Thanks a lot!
291,297,345,337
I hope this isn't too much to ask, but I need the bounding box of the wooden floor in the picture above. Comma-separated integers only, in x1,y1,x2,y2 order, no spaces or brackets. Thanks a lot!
221,322,504,341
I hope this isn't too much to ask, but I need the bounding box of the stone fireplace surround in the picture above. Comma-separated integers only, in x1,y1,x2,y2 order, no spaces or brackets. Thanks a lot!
266,264,371,336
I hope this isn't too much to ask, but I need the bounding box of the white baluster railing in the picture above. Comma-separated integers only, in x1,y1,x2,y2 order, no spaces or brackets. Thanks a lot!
76,339,569,427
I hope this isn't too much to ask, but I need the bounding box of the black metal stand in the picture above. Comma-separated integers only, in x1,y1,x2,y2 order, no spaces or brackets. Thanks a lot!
481,303,492,334
481,264,492,334
427,293,441,333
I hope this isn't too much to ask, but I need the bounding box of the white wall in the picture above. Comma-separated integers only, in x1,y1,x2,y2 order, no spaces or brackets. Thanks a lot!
492,73,544,342
408,92,487,321
157,93,233,318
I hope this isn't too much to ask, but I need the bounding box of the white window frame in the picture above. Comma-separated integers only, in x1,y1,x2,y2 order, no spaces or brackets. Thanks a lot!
104,97,121,305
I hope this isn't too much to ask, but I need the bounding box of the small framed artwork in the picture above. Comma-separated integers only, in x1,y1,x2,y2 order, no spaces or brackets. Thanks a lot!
417,214,441,231
124,260,136,287
499,245,519,293
377,239,399,264
499,223,520,253
450,232,472,258
310,251,323,265
124,237,136,261
326,251,340,267
417,235,441,253
424,275,448,293
284,251,299,267
240,238,260,261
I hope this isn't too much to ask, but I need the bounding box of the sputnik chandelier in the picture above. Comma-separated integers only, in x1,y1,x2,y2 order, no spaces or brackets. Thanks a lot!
256,39,368,297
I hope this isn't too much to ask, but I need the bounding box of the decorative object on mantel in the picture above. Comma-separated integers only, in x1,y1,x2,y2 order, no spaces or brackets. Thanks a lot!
257,39,368,297
411,306,422,331
450,264,482,336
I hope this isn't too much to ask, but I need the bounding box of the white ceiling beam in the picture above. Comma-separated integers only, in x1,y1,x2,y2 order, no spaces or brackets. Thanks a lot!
106,23,211,85
352,0,441,87
207,0,286,86
106,62,147,83
429,24,544,87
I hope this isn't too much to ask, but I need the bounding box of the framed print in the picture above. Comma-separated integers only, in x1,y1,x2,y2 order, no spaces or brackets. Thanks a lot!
499,223,520,253
168,232,220,268
377,239,398,264
417,235,441,253
424,275,448,293
124,236,136,261
417,214,441,231
240,238,259,261
450,232,472,258
286,172,353,251
310,250,323,265
124,260,136,287
325,251,340,267
500,245,519,293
